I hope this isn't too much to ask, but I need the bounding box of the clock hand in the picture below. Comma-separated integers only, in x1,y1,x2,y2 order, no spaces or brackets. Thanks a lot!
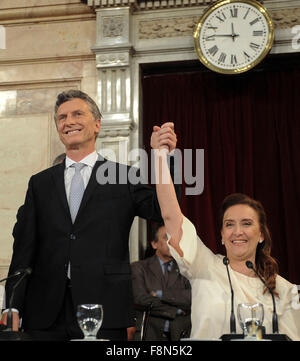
231,23,239,42
231,23,235,42
205,30,240,41
213,34,240,38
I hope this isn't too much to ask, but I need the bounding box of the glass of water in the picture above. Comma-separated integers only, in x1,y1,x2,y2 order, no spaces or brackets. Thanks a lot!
77,304,103,340
237,303,264,339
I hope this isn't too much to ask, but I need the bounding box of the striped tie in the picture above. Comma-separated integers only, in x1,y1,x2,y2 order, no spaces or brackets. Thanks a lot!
164,261,171,285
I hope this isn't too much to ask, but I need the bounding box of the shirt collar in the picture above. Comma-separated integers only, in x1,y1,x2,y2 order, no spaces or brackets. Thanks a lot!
157,255,173,268
65,150,98,169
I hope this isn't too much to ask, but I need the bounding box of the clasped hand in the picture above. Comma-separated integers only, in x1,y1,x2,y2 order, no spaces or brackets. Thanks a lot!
150,122,177,152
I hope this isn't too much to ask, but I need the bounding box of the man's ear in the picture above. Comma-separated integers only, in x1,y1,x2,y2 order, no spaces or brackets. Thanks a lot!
151,241,158,250
95,118,101,134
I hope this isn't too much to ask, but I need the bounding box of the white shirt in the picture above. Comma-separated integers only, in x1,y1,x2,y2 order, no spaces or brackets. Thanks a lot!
64,150,98,200
168,216,300,341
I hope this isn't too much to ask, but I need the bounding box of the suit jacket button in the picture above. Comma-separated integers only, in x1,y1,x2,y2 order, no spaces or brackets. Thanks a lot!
70,234,76,240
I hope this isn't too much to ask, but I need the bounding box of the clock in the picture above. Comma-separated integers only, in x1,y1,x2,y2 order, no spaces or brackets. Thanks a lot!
194,0,274,74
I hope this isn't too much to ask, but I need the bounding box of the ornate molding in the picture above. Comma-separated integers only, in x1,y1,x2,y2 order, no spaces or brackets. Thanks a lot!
87,0,214,10
137,7,300,41
272,7,300,29
139,15,199,39
93,7,131,48
95,50,131,67
86,0,299,11
0,0,297,25
98,122,134,138
0,54,95,66
102,15,125,37
136,0,214,10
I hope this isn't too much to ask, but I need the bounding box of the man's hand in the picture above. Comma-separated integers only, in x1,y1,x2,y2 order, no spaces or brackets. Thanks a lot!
151,290,158,297
0,311,20,331
150,122,177,153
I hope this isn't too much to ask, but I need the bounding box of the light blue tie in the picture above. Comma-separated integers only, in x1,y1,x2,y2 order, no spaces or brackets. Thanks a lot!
69,163,86,223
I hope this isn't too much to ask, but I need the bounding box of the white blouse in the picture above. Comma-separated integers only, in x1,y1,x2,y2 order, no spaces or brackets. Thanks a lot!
168,216,300,340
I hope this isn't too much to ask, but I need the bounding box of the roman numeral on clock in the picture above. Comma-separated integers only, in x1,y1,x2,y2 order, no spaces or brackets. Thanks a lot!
216,12,226,22
253,30,263,36
243,8,250,19
231,54,237,65
207,26,218,31
208,45,218,56
250,42,260,50
250,18,260,26
243,51,250,60
218,52,227,63
205,35,215,41
230,8,238,18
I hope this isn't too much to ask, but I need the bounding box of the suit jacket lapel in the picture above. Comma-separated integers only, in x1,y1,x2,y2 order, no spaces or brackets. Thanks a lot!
51,154,107,224
149,255,164,283
149,255,179,288
74,155,107,224
50,160,70,216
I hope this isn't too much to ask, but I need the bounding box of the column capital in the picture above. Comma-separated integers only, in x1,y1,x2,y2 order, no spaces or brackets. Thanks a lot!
86,0,137,10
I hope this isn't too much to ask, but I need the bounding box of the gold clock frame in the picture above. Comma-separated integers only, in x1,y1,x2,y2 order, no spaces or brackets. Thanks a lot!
193,0,275,74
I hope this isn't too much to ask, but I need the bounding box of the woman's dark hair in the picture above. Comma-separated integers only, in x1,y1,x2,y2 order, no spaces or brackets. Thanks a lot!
220,193,279,296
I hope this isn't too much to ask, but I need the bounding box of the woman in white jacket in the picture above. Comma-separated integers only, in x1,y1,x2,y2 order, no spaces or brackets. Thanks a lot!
151,122,300,340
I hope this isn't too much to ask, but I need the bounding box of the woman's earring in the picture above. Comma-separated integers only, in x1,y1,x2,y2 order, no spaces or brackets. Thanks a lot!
221,240,225,245
259,239,263,243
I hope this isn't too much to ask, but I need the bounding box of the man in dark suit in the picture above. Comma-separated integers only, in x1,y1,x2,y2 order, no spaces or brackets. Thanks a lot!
1,90,178,341
131,223,191,341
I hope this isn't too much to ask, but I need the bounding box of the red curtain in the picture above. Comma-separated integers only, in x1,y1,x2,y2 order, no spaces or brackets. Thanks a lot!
142,57,300,284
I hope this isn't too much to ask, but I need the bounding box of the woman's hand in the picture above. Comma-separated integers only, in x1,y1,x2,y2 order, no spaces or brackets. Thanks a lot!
150,122,177,152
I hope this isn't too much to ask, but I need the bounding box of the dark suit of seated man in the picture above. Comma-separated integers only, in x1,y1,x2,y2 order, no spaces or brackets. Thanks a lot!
131,223,191,341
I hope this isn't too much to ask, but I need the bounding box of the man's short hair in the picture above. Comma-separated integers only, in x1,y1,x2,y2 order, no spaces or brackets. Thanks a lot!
54,89,102,124
151,222,165,244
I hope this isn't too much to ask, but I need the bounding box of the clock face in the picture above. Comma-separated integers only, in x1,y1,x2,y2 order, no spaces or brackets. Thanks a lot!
194,0,274,74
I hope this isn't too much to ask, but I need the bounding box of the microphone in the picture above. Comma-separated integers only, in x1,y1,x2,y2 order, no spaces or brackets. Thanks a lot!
5,268,32,333
223,257,236,333
245,260,279,334
0,268,31,283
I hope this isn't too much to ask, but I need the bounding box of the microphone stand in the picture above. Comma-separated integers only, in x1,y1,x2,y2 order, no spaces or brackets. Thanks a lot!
0,271,24,283
220,257,244,341
142,302,153,341
0,268,32,341
245,260,291,341
6,272,28,332
223,257,236,334
134,302,153,341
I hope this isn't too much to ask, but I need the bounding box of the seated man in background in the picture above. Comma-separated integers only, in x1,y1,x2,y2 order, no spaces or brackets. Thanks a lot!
131,223,191,341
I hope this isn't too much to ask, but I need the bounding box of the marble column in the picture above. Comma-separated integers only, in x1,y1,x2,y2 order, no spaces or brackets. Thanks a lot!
92,7,134,159
91,6,142,262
